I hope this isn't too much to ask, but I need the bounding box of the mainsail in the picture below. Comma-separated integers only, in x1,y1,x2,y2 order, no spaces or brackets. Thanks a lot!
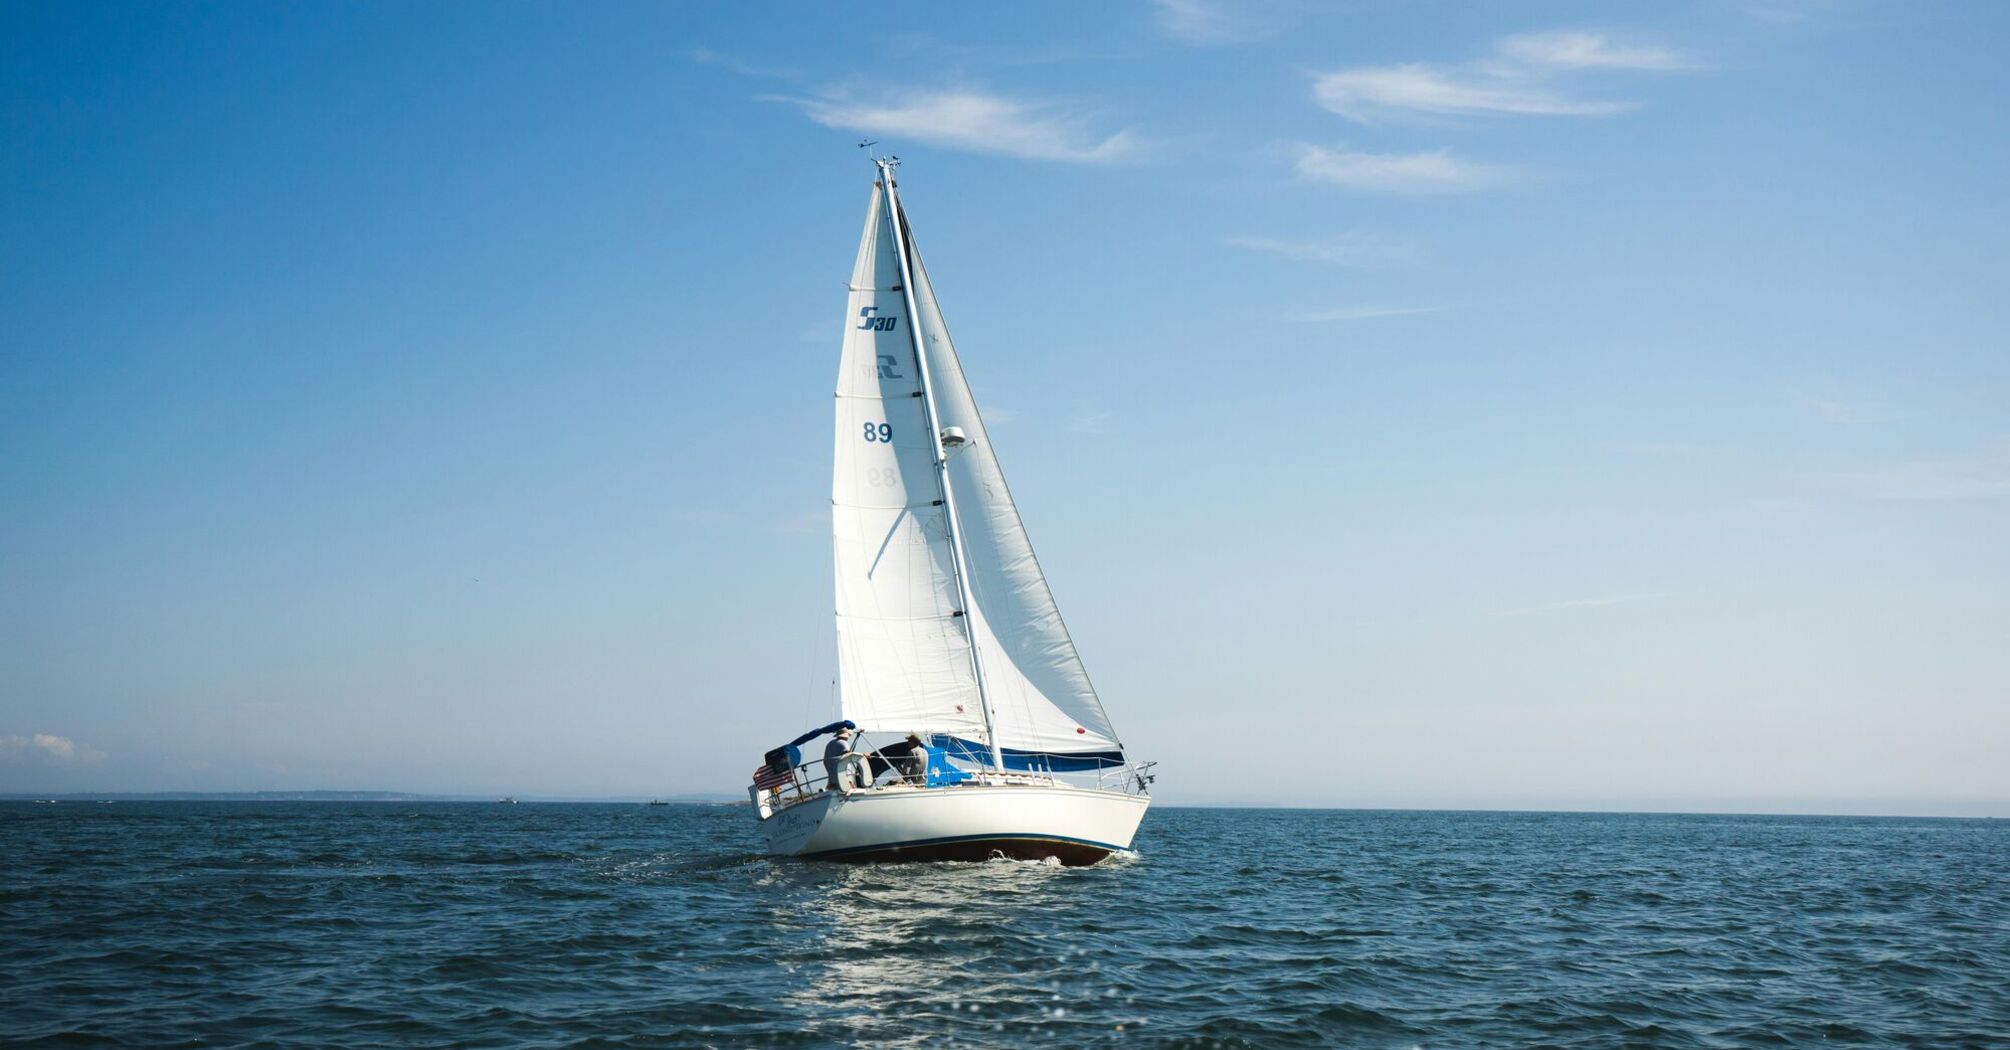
831,183,988,743
831,169,1123,768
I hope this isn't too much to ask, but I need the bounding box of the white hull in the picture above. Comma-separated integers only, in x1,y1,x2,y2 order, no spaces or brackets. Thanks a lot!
759,781,1149,866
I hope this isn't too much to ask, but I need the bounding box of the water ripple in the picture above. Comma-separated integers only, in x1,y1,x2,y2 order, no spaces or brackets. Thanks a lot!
2,803,2006,1047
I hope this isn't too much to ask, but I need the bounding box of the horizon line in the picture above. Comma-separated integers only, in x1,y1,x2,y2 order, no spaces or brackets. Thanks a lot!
5,791,2003,820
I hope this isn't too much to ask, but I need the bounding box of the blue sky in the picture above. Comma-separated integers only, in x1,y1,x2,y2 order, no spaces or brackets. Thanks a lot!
4,1,2006,812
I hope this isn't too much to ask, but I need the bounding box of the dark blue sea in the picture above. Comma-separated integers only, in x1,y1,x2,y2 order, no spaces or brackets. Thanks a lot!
3,804,2006,1048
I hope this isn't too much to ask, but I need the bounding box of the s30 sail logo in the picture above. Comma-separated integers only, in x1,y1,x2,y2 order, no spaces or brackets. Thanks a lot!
856,306,899,331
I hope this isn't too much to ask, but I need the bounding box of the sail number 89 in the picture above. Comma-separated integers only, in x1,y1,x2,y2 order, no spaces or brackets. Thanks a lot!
862,422,894,443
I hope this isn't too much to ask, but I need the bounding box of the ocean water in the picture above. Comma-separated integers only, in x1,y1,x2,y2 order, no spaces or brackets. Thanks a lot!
2,804,2006,1048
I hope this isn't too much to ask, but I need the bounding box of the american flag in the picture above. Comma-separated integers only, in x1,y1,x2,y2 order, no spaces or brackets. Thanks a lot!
753,763,795,792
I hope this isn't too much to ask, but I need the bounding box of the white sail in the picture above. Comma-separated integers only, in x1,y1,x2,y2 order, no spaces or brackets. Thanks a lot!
902,219,1123,760
833,175,1125,767
831,184,988,741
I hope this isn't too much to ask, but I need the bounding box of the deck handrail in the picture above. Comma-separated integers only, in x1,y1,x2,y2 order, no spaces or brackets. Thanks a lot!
749,750,1152,815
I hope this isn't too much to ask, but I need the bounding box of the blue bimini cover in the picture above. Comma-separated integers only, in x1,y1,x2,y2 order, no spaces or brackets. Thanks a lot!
786,720,856,749
766,720,855,774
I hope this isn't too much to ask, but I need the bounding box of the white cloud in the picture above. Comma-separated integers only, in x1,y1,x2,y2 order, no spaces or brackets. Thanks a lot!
1313,29,1690,124
1493,30,1691,71
1283,304,1445,323
0,733,108,766
1151,0,1278,45
1225,233,1419,267
687,48,801,82
1293,144,1513,194
1067,406,1115,434
1314,63,1629,123
773,89,1138,164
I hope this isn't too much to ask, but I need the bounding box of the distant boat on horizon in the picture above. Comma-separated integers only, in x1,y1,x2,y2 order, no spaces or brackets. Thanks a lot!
747,155,1153,866
645,799,669,806
498,797,518,804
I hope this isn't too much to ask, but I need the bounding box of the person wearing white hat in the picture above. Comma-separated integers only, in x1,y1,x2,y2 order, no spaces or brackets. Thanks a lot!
824,726,854,791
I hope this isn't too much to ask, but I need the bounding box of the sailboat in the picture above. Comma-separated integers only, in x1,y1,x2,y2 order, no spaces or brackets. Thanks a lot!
748,156,1153,865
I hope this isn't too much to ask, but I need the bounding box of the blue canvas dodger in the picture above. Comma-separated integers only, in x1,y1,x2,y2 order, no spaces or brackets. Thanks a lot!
931,735,1126,773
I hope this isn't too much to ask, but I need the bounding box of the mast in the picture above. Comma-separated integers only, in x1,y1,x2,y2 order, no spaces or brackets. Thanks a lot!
875,157,1006,772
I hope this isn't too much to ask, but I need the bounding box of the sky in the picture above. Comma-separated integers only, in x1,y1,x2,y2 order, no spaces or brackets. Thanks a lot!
3,1,2006,813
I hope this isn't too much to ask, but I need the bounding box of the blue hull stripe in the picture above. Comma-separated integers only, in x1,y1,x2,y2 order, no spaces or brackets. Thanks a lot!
932,736,1126,772
803,830,1126,860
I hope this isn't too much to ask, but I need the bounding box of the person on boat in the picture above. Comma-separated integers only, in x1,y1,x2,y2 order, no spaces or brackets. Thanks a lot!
824,726,853,791
901,733,929,784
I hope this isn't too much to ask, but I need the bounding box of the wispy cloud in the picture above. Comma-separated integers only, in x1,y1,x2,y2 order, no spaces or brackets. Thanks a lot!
771,88,1139,164
1493,593,1669,617
1067,405,1115,434
1313,29,1690,124
687,48,801,82
1818,447,2010,502
1789,388,1899,425
1315,64,1629,123
1151,0,1280,46
1225,233,1420,267
0,733,108,766
1283,304,1446,323
1293,144,1513,194
1492,30,1692,72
